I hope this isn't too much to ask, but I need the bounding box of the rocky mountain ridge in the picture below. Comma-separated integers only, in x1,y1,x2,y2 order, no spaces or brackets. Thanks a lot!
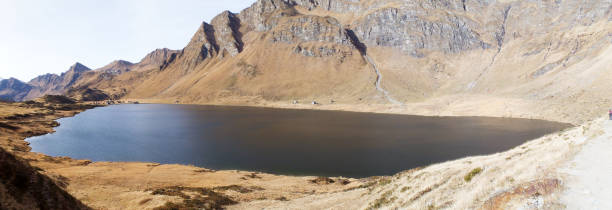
27,62,92,98
0,78,32,101
1,0,611,123
0,48,179,101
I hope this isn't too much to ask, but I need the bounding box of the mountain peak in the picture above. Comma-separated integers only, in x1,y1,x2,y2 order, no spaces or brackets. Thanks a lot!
138,48,180,68
110,60,133,66
4,77,24,83
69,62,91,73
0,77,32,101
96,60,134,74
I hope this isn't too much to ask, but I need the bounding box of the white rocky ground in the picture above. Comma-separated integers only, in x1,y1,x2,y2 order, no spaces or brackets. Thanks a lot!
559,120,612,209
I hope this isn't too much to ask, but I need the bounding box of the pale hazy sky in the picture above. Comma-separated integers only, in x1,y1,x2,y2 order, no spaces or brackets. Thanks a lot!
0,0,256,81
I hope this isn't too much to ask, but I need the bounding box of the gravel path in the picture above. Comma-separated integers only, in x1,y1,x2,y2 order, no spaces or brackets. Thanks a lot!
559,120,612,209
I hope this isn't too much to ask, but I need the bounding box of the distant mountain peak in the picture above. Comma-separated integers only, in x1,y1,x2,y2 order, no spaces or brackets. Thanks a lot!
111,60,133,65
5,77,24,82
0,77,32,101
96,60,134,74
69,62,91,73
138,48,180,68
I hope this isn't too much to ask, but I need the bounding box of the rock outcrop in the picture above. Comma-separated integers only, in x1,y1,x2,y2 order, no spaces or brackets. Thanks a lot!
211,11,244,57
176,22,220,72
350,7,490,56
269,15,350,45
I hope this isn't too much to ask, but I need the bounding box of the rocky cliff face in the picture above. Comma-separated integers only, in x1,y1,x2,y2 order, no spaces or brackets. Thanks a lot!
165,0,525,66
351,7,491,56
211,11,244,57
176,22,220,72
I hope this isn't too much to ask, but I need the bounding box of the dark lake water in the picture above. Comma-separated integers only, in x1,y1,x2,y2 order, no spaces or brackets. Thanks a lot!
26,104,569,178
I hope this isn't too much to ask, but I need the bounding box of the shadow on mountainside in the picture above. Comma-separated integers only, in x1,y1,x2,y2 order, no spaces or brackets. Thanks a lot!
0,147,91,210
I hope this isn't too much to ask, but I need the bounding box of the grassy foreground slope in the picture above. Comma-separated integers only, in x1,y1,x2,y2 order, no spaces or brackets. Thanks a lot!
0,147,90,210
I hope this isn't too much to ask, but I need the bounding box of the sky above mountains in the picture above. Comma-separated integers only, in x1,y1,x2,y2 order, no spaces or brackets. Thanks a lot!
0,0,255,82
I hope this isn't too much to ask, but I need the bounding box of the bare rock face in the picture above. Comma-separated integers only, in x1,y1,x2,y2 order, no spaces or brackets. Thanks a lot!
237,0,293,32
177,22,219,71
211,11,244,57
292,0,361,13
270,15,350,45
169,11,245,72
231,0,497,59
350,7,490,56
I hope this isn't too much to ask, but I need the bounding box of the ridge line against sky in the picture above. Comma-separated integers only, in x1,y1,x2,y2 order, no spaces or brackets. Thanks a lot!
0,0,256,82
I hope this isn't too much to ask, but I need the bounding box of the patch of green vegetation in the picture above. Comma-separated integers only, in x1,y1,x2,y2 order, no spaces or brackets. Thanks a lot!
309,176,335,184
464,167,483,182
378,178,392,186
213,185,259,193
367,190,396,210
149,186,237,209
428,204,436,210
359,181,377,189
400,186,410,193
236,60,259,79
507,177,515,183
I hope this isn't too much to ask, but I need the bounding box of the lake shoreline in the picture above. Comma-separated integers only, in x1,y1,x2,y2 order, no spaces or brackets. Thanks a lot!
0,100,591,209
125,94,584,125
0,101,368,209
26,103,571,178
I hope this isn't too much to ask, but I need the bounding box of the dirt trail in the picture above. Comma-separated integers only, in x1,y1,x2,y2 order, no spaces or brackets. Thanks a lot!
364,55,402,105
559,119,612,209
